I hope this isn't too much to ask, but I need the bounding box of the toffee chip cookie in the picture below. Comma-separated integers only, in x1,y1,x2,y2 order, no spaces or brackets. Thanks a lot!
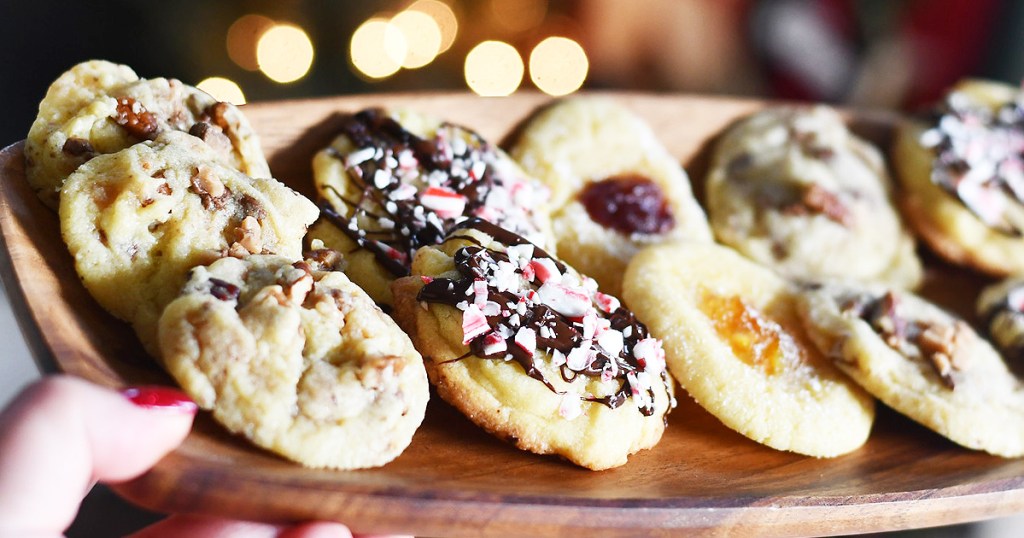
893,79,1024,276
60,131,317,356
798,281,1024,457
392,218,674,470
977,276,1024,363
26,60,270,209
622,242,875,457
159,253,429,469
707,106,922,288
310,108,552,306
510,97,712,295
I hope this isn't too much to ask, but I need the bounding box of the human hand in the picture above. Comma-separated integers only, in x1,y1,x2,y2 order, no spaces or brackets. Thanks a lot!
0,375,407,538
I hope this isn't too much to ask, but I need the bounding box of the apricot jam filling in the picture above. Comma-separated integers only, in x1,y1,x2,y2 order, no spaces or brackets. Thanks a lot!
697,288,802,375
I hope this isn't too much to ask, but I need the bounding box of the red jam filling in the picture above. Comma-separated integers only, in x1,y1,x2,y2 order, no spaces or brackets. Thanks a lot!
579,175,675,235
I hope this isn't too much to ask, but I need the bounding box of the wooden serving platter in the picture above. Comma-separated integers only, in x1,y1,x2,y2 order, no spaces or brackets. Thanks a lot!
0,92,1019,537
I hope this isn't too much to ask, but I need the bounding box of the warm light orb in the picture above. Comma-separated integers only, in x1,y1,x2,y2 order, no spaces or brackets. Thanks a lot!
391,10,442,69
408,0,458,53
489,0,548,33
226,14,275,71
256,23,315,83
464,41,523,96
529,36,588,96
350,18,408,79
196,77,246,105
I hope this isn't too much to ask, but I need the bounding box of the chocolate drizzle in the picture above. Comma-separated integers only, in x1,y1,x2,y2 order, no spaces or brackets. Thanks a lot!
321,108,545,277
417,218,668,417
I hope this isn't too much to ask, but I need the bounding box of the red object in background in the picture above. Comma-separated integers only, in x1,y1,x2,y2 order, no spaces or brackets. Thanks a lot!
753,0,1003,109
900,0,1002,108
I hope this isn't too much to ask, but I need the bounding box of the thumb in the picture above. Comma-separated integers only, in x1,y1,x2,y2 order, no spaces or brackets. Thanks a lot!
0,375,196,537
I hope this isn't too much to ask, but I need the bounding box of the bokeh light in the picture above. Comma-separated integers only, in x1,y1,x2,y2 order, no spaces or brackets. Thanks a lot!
529,36,588,96
196,77,246,105
391,10,442,69
350,18,408,79
409,0,458,53
256,23,315,83
226,14,274,71
489,0,548,33
464,41,523,96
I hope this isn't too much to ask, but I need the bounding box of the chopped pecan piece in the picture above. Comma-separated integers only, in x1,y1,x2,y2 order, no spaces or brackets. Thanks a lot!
233,216,263,254
190,166,228,209
279,264,314,303
204,102,232,130
304,248,344,271
114,97,159,140
783,184,853,227
189,121,233,155
918,320,972,388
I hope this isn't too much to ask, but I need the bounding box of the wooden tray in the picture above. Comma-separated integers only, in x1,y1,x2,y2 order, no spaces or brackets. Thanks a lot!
0,92,1020,538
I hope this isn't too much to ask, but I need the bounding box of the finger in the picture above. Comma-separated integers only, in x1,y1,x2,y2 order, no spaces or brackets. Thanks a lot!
0,375,196,536
129,515,355,538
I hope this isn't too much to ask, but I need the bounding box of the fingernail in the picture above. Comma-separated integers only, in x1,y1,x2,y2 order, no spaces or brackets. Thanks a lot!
122,386,198,413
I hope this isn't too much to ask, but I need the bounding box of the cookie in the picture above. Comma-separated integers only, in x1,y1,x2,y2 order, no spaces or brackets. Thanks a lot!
797,281,1024,457
707,106,922,288
509,97,712,296
25,60,270,209
60,131,317,356
159,252,429,469
622,242,875,457
309,108,553,307
391,218,674,470
893,79,1024,276
977,276,1024,363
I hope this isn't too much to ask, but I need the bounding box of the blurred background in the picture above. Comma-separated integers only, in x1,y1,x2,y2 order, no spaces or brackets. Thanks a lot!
2,0,1024,536
3,0,1024,145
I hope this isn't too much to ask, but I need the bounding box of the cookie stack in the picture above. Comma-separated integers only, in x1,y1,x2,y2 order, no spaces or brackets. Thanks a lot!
27,61,429,470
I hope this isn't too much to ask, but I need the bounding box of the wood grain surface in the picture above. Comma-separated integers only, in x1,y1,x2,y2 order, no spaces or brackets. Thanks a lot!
0,92,1019,538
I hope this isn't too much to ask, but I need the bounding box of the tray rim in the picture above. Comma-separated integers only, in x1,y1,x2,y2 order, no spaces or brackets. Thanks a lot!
1,91,1023,537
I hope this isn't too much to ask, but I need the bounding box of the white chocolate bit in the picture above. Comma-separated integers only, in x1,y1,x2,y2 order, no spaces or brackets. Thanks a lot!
373,168,392,189
461,304,490,345
514,327,537,357
506,243,535,268
566,345,592,372
597,330,624,357
538,282,590,317
529,258,561,284
593,291,621,314
346,146,376,167
473,279,489,308
633,338,666,374
481,332,508,355
420,186,467,218
558,393,583,420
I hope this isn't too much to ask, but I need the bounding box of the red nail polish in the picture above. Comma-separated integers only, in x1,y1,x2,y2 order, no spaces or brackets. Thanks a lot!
122,386,198,413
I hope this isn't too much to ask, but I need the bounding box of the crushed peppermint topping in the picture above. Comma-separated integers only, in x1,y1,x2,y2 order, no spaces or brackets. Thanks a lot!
417,218,671,418
921,90,1024,235
320,108,549,277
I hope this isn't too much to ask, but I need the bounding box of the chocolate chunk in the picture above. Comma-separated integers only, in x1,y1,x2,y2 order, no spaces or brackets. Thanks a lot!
61,137,95,157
